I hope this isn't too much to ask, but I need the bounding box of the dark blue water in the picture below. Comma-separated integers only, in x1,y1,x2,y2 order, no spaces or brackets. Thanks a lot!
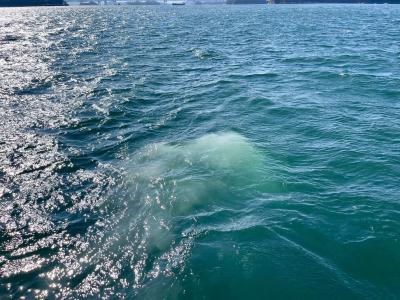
1,4,400,299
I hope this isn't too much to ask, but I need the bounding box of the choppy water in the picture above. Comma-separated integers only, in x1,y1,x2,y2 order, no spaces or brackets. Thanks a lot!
1,4,400,299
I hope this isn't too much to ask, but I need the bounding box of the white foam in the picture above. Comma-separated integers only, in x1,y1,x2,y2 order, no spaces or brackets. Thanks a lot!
135,131,263,179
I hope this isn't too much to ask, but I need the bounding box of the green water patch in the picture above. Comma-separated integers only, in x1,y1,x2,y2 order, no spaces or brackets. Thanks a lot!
125,132,278,215
108,132,280,291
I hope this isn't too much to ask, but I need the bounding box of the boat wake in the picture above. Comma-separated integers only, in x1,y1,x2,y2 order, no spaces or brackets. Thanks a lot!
81,132,268,297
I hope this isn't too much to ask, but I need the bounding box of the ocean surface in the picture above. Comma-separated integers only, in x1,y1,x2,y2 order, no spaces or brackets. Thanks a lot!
1,4,400,299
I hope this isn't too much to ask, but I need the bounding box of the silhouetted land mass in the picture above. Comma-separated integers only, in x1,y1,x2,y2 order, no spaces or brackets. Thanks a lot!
0,0,67,6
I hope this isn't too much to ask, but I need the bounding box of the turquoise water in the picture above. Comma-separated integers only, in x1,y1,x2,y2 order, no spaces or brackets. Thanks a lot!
1,4,400,299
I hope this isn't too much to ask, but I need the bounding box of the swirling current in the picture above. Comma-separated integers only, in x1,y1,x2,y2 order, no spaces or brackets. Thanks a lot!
1,4,400,299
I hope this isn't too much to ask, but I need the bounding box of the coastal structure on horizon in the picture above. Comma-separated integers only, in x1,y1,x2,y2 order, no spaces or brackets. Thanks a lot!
79,0,161,4
80,0,117,4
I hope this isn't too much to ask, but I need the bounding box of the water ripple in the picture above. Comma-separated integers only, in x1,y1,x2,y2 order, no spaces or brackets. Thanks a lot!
1,5,400,300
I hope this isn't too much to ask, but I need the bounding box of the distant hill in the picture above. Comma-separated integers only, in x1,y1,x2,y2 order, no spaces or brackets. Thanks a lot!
0,0,67,6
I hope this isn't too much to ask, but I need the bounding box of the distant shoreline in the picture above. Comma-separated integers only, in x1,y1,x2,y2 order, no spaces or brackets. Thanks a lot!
0,1,399,6
0,0,68,6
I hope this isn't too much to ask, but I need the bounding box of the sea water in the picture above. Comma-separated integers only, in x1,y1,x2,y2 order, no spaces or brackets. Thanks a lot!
0,4,400,299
